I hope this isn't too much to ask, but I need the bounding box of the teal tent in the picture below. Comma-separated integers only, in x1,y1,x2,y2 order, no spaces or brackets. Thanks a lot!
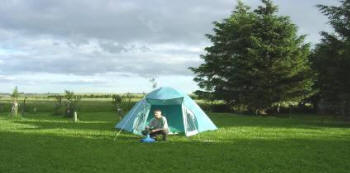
115,87,217,136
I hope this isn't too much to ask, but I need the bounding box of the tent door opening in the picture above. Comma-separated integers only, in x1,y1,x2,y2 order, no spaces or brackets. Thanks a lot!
147,104,184,134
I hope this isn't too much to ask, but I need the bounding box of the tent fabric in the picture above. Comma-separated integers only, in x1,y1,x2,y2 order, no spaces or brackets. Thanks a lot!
115,87,217,136
146,87,185,100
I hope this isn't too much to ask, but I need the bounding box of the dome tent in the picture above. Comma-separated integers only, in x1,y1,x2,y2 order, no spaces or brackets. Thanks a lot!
115,87,217,136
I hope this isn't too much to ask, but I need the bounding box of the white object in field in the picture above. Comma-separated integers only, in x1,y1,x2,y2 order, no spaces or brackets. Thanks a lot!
73,112,78,122
11,101,19,116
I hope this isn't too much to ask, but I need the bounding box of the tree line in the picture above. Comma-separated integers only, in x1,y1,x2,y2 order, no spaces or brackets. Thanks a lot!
191,0,350,116
5,87,135,121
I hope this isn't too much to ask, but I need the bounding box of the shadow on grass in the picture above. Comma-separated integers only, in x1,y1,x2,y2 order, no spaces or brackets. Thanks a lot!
0,112,118,132
0,131,350,173
211,113,350,129
15,120,116,131
7,114,350,136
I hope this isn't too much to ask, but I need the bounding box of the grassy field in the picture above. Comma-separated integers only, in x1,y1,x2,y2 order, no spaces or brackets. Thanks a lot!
1,112,350,173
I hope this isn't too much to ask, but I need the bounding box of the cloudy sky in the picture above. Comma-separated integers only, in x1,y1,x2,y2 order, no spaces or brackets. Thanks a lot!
0,0,338,94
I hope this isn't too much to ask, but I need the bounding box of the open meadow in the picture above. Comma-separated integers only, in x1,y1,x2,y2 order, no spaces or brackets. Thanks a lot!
1,104,350,173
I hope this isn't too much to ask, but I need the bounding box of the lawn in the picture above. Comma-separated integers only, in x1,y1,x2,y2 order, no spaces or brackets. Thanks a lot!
1,112,350,173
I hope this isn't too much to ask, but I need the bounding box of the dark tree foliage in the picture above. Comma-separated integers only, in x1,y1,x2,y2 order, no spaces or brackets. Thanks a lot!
112,94,123,118
64,90,81,117
190,0,313,114
312,0,350,115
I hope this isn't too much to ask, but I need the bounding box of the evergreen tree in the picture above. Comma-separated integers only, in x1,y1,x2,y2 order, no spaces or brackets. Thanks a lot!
190,0,313,114
312,0,350,115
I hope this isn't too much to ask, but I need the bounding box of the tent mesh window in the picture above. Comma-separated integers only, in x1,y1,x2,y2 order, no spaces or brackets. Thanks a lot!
133,112,147,134
184,107,199,135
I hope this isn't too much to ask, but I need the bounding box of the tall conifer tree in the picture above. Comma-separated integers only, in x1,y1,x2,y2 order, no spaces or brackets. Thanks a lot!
191,0,313,113
312,0,350,115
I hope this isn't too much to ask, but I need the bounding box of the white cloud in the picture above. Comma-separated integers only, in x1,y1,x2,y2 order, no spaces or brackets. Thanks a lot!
0,72,198,94
0,75,16,82
0,0,339,93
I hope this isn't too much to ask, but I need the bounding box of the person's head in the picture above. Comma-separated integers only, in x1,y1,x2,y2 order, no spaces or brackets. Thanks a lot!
153,109,162,119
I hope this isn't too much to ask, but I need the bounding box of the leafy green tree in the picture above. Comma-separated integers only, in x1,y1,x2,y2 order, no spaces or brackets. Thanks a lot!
122,93,134,111
64,90,81,118
11,86,19,100
312,0,350,115
112,94,123,119
190,0,313,114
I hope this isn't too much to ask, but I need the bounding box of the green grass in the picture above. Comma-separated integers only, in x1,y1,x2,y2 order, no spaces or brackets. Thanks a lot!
1,112,350,173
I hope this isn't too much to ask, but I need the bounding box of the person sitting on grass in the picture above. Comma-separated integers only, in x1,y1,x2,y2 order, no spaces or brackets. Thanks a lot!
142,109,169,141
